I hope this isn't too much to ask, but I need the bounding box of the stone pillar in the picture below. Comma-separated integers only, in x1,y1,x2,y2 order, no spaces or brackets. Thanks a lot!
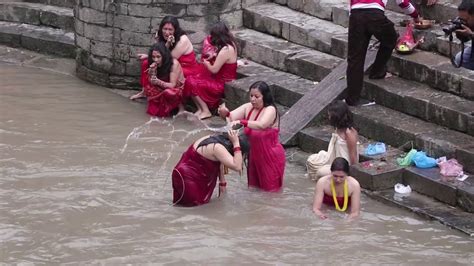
75,0,264,88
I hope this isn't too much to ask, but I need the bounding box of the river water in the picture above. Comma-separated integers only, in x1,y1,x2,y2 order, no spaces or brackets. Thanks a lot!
1,64,473,264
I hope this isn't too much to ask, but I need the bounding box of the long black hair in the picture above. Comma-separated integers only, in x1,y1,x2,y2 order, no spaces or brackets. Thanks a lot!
197,133,250,156
328,100,354,130
157,16,185,51
147,42,173,78
209,21,236,53
249,81,279,126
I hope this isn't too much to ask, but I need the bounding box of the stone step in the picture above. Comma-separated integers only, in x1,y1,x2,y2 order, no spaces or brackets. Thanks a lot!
226,60,316,110
22,0,75,9
362,76,474,136
233,28,343,82
386,0,461,23
0,2,74,32
331,5,467,58
272,0,346,21
330,33,473,100
366,189,474,235
0,21,75,58
351,104,474,173
243,3,347,54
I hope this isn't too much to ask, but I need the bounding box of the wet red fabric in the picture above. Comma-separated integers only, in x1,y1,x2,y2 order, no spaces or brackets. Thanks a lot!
244,108,286,192
183,62,237,110
140,59,184,117
178,51,203,77
172,145,221,207
323,193,352,208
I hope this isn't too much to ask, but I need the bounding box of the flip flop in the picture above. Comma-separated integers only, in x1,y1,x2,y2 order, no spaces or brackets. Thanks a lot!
200,115,213,120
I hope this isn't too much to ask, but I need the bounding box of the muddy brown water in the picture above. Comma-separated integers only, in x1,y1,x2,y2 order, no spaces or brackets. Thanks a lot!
1,64,473,264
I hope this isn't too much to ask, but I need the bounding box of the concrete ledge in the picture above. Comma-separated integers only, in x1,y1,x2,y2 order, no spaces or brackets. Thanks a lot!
362,76,474,135
243,3,346,53
367,189,474,236
0,2,74,32
351,160,403,190
233,28,342,82
0,21,75,58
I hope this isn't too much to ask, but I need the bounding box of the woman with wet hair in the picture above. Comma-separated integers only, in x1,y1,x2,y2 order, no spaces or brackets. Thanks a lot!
134,16,201,83
306,100,359,180
184,21,238,120
131,42,185,117
218,81,286,192
172,130,250,206
312,157,361,220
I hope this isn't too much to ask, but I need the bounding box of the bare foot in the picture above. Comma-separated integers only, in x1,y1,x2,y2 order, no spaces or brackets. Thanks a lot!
194,110,202,116
199,111,212,120
130,91,144,100
385,73,393,79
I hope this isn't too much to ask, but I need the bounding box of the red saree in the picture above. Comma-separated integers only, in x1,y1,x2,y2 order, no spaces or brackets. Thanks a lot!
140,59,184,117
172,145,221,206
244,108,286,192
178,51,203,77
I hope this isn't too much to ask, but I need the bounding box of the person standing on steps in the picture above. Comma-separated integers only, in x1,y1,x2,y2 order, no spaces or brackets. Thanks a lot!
345,0,420,106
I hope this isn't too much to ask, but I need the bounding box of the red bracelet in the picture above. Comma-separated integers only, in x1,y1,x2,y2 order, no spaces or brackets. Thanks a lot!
225,112,231,118
219,182,227,187
240,119,248,127
233,147,241,153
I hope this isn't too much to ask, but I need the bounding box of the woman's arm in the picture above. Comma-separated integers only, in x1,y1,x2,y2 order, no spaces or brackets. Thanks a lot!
218,164,227,196
203,45,235,74
312,179,328,219
240,106,277,130
345,128,359,165
171,35,193,59
218,103,251,121
214,144,243,172
155,60,181,88
348,180,361,220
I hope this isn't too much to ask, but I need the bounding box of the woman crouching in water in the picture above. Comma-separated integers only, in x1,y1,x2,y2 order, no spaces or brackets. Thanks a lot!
172,130,249,206
312,157,361,219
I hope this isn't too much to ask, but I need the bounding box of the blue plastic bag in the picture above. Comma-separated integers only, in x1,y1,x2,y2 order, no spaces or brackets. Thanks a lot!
412,151,437,168
365,142,386,156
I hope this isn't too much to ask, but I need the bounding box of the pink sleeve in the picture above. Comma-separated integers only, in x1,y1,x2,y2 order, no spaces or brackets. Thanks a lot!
396,0,419,18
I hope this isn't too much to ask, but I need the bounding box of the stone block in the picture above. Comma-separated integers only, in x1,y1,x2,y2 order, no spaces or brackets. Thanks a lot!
297,126,333,154
178,15,219,34
76,64,110,87
90,40,113,58
220,10,243,29
77,7,107,25
128,4,186,18
75,19,85,35
75,35,91,50
111,15,151,33
457,175,474,213
120,31,155,47
109,75,140,89
403,167,458,206
234,29,307,71
125,60,142,76
83,23,115,42
330,34,347,58
455,145,474,174
286,50,341,82
350,160,403,190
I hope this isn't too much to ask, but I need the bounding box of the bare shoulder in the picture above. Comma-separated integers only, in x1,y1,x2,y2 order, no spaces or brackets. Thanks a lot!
347,176,361,189
316,175,331,186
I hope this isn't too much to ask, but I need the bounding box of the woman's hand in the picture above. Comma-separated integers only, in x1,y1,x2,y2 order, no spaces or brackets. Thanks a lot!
218,103,230,119
230,120,241,128
219,183,226,196
137,53,148,60
166,35,175,47
228,129,240,145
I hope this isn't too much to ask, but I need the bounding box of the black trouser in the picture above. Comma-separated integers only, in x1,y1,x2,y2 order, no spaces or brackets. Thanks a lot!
346,9,398,105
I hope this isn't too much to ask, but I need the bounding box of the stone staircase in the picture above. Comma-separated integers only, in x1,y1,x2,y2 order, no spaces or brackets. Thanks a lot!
226,1,474,234
0,0,75,57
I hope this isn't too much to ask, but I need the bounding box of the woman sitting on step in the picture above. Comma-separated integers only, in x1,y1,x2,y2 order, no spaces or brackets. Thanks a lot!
306,100,359,181
218,81,286,192
134,43,185,117
172,130,250,206
184,21,238,120
312,157,361,220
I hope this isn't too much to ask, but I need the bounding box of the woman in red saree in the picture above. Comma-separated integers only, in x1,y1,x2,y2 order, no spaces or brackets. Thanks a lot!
218,81,286,192
172,130,250,207
132,43,185,117
184,21,238,120
131,16,201,101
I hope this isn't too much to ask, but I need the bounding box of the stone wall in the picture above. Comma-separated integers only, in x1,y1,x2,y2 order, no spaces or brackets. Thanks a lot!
75,0,266,88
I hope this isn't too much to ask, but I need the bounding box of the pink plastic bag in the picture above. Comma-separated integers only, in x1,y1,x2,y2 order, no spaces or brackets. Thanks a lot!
437,157,463,177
